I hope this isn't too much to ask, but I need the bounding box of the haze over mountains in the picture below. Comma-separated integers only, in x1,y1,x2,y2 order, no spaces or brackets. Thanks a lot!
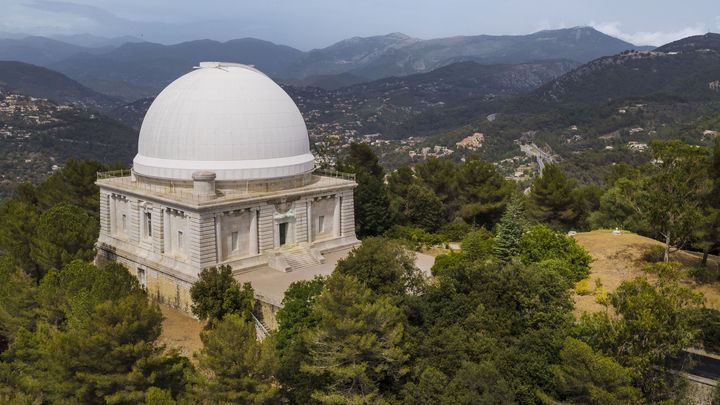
0,27,650,100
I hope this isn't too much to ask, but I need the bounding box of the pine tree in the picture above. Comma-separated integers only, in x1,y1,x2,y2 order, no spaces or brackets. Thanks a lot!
42,294,189,403
457,156,514,228
529,163,577,229
29,202,98,275
194,314,280,404
542,337,641,404
493,194,528,262
302,274,409,404
403,184,445,232
337,143,392,237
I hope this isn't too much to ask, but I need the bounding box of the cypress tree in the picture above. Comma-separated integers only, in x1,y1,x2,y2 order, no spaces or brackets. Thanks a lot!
493,194,528,262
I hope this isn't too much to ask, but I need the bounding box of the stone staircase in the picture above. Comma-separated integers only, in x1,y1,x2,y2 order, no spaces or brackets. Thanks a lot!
280,244,324,270
252,313,270,340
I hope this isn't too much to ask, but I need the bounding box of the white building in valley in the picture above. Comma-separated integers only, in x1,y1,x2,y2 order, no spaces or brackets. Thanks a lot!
95,62,358,319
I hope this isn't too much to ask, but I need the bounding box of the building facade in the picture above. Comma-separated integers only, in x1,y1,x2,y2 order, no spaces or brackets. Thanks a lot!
95,62,358,313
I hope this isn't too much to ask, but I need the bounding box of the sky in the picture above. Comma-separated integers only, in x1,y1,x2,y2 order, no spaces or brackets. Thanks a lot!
1,0,719,50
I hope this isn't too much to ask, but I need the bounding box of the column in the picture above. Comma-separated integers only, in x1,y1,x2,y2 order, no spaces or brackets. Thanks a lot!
163,208,171,254
215,213,224,261
307,200,313,242
333,195,341,237
250,209,259,255
109,195,116,235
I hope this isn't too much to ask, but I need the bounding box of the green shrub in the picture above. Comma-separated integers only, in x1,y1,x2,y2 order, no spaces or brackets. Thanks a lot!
689,308,720,353
689,265,720,284
460,228,495,262
575,279,592,295
518,225,592,282
438,221,473,242
431,251,462,277
384,225,447,250
641,245,666,263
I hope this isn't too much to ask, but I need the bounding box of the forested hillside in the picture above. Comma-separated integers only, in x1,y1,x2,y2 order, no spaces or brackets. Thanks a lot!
0,90,134,198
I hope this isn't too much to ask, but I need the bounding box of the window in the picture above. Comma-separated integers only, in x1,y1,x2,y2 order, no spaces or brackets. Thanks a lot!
231,231,239,252
318,215,325,233
121,214,127,231
137,268,146,287
177,231,183,250
145,212,152,237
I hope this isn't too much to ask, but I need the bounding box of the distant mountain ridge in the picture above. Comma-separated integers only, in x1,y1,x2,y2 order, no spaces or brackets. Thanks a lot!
517,33,720,109
291,27,652,81
0,61,119,110
0,27,650,100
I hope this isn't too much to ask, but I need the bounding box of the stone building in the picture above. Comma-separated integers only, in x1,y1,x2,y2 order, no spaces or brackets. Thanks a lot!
95,62,358,318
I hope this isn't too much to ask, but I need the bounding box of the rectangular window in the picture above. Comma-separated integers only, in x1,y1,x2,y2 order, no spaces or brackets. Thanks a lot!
177,231,183,250
231,231,239,252
318,215,325,233
121,214,127,231
145,212,152,237
137,268,146,287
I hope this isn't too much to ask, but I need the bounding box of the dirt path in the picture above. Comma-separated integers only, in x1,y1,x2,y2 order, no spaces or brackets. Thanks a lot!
573,230,720,316
158,304,205,359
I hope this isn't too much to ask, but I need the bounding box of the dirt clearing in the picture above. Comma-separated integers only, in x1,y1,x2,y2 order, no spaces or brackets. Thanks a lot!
158,304,205,359
573,230,720,316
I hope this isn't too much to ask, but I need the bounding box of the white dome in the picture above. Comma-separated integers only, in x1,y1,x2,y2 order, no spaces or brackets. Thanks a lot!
133,62,315,181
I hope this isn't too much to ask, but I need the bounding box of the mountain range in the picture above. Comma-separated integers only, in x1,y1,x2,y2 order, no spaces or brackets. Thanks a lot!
516,33,720,109
0,61,119,110
1,29,718,196
0,27,650,100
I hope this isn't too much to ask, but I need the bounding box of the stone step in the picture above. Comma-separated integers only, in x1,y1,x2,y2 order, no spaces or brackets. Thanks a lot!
280,245,321,270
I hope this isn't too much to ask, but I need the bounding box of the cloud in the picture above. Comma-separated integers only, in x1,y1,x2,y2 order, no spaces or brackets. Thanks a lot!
591,21,708,46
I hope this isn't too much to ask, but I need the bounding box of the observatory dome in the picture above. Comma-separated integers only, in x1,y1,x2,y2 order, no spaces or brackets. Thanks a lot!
132,62,315,181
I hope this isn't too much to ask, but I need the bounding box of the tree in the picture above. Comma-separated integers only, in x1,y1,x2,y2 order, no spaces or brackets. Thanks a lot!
194,314,280,404
38,260,142,325
460,228,495,262
414,157,459,211
387,166,416,224
275,277,326,355
354,173,393,237
29,203,98,276
9,294,190,404
335,237,424,296
190,265,254,325
0,197,39,279
274,278,327,404
442,361,515,405
337,142,384,179
402,184,444,232
493,194,528,262
35,159,107,217
529,164,577,230
542,337,641,405
518,225,593,282
457,156,514,227
694,137,720,265
0,257,38,353
588,177,648,233
633,141,711,261
337,143,391,237
577,263,703,401
402,366,449,404
302,274,408,404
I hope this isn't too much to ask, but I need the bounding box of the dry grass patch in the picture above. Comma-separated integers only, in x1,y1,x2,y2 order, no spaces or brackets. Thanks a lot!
572,230,720,317
158,304,206,360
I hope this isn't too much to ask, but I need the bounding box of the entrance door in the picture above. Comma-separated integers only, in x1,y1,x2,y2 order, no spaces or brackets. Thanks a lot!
279,222,288,246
